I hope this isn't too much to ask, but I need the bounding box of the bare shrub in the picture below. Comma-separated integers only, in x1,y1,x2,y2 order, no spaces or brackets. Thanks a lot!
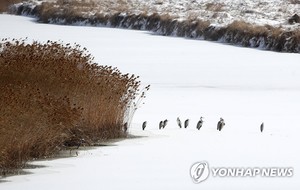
0,39,141,173
154,0,163,5
35,1,90,23
145,13,161,30
111,0,129,13
227,20,268,35
187,11,199,21
159,14,177,35
288,14,300,24
194,19,211,37
264,24,283,37
289,0,300,4
225,20,269,46
273,29,300,52
205,3,224,12
223,21,300,52
0,0,22,12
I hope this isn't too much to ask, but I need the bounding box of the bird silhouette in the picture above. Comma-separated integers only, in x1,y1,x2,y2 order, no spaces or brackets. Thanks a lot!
260,122,264,132
184,119,189,128
197,117,204,130
163,119,168,129
142,121,147,130
159,121,164,130
177,117,182,128
217,118,225,131
123,122,128,132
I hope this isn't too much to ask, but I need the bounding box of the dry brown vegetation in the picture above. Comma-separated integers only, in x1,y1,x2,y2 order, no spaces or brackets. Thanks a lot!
223,20,269,46
289,0,300,4
221,20,300,52
0,39,141,174
205,3,224,12
0,0,22,12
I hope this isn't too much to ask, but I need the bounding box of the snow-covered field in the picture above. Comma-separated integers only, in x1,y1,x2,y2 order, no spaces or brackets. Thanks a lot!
1,14,300,189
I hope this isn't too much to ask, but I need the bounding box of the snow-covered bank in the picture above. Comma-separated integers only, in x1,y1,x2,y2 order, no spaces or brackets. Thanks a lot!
10,0,300,53
1,14,300,189
11,0,300,28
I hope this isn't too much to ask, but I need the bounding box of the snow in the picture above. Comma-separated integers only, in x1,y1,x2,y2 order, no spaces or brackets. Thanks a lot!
1,14,300,189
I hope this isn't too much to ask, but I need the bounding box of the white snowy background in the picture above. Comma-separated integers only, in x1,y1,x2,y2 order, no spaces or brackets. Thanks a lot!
0,14,300,189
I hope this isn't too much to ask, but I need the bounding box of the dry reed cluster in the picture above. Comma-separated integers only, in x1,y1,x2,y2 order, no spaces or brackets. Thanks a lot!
0,39,140,174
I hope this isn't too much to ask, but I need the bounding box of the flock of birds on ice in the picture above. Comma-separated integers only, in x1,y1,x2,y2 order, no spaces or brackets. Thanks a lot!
140,117,264,132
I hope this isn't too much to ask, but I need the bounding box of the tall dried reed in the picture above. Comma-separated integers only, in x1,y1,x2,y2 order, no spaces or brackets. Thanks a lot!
0,39,140,174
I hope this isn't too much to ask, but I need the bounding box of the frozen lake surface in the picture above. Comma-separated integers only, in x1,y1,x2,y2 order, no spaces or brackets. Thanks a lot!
0,14,300,189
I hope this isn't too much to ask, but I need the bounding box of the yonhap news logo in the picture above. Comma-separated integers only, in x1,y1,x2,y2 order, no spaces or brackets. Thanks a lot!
190,161,210,183
190,161,293,184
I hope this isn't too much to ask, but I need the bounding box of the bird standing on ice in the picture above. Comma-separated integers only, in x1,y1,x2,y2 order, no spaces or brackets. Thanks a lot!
163,119,168,129
217,118,225,131
260,122,264,132
184,119,189,128
197,117,204,130
123,122,128,132
177,117,182,128
142,121,147,130
159,121,164,130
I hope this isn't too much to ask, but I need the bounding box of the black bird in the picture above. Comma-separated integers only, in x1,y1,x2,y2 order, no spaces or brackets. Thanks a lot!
184,119,189,128
260,122,264,132
163,119,168,129
142,121,147,130
177,117,182,128
159,121,164,130
197,117,204,130
217,118,225,131
124,122,128,132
